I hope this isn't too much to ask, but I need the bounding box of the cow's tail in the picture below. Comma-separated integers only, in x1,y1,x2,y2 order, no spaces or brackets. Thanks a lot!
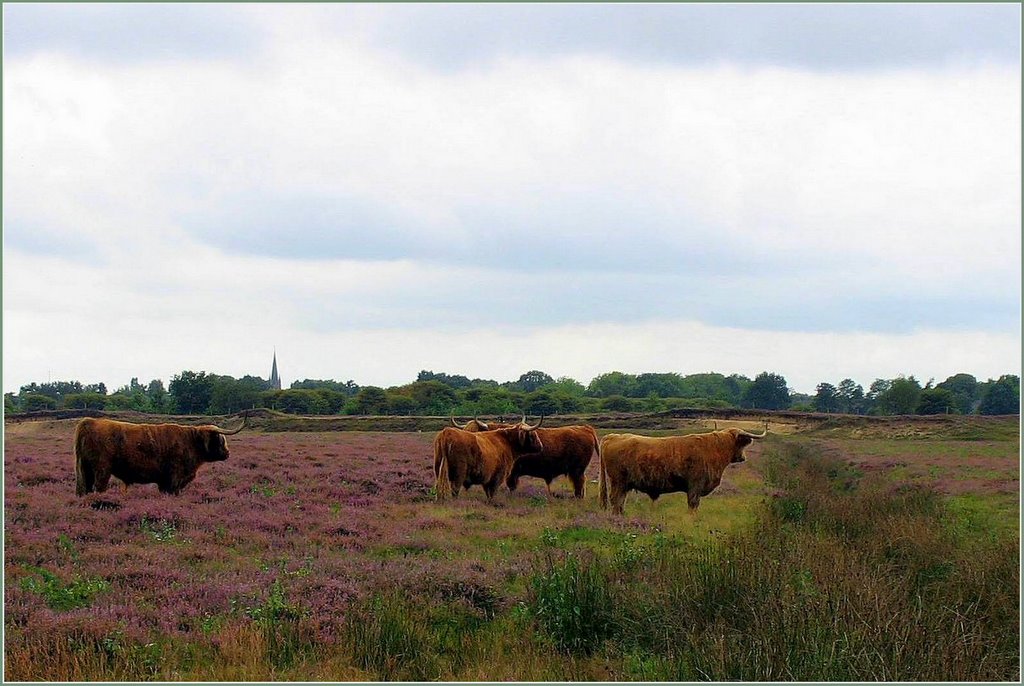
434,438,452,501
598,437,609,510
74,422,91,496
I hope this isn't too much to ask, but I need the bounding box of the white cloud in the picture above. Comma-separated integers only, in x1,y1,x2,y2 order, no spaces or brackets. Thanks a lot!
3,18,1020,394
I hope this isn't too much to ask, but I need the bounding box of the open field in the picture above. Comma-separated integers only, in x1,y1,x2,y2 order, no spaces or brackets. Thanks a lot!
4,414,1020,680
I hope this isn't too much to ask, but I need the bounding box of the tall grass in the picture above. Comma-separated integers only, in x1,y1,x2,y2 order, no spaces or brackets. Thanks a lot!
523,440,1019,680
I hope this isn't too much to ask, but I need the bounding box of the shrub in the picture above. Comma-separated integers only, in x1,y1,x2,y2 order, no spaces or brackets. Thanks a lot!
528,552,615,655
19,567,109,611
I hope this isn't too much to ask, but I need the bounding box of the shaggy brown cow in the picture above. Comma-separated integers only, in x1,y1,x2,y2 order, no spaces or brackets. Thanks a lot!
599,424,767,515
74,415,248,496
505,425,600,498
438,416,517,480
434,419,543,501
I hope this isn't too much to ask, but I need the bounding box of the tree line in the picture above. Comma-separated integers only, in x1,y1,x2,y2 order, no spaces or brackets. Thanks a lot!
5,368,1018,418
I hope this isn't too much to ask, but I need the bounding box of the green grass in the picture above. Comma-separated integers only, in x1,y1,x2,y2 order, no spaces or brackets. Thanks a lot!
946,493,1020,540
19,567,110,611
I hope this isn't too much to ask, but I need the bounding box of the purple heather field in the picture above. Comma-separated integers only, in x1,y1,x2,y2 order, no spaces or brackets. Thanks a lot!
4,420,614,649
6,416,1018,679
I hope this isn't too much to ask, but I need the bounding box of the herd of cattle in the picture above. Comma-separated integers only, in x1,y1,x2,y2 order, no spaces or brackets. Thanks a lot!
72,414,769,515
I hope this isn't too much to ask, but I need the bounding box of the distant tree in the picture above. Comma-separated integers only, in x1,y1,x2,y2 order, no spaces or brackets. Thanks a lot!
936,374,980,415
407,381,458,415
104,392,148,411
876,376,922,415
836,378,865,414
813,383,840,413
676,373,740,403
84,382,107,395
20,381,83,404
209,375,267,414
511,370,555,393
169,371,214,414
723,374,752,405
146,379,170,413
386,394,417,416
741,372,790,410
554,391,584,414
21,394,57,412
417,370,473,390
524,389,561,416
265,389,328,415
352,387,389,415
643,392,665,413
979,375,1020,415
316,389,349,414
111,377,149,411
602,395,633,412
5,393,18,414
788,392,814,410
635,373,685,399
865,379,892,414
916,388,958,415
63,392,108,410
587,372,638,398
290,379,360,396
455,387,521,416
548,376,586,397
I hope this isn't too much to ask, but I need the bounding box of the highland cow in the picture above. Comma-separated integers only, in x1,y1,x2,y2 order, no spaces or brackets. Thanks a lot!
599,424,767,515
74,415,248,496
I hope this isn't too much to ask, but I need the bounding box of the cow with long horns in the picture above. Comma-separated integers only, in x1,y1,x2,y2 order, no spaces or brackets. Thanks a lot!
434,417,543,500
599,423,768,515
74,414,249,496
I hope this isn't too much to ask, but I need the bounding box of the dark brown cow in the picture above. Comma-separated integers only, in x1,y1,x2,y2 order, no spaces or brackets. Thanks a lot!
599,424,767,515
74,415,248,496
434,419,543,500
505,424,600,498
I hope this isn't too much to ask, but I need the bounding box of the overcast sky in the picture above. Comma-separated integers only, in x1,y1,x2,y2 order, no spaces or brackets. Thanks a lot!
3,3,1021,395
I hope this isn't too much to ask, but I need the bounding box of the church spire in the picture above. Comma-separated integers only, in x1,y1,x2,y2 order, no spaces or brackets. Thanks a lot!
269,349,281,390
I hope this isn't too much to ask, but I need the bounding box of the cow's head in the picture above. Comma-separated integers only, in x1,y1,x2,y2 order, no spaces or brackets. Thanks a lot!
727,422,768,463
451,416,490,432
201,431,231,462
202,413,249,462
513,416,544,454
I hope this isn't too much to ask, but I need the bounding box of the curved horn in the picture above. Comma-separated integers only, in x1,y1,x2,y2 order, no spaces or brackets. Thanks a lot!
523,415,544,431
213,411,249,435
739,421,768,439
450,416,469,429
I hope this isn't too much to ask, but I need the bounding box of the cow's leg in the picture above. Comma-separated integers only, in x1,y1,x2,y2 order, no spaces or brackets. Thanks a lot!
77,461,96,495
506,472,520,492
451,464,467,498
93,466,113,493
610,485,628,515
570,472,586,499
545,480,554,500
687,491,701,516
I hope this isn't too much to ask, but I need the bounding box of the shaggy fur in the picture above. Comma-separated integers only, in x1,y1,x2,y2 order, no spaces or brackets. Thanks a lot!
433,426,543,501
437,419,516,478
74,416,246,496
505,426,600,499
599,428,764,515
